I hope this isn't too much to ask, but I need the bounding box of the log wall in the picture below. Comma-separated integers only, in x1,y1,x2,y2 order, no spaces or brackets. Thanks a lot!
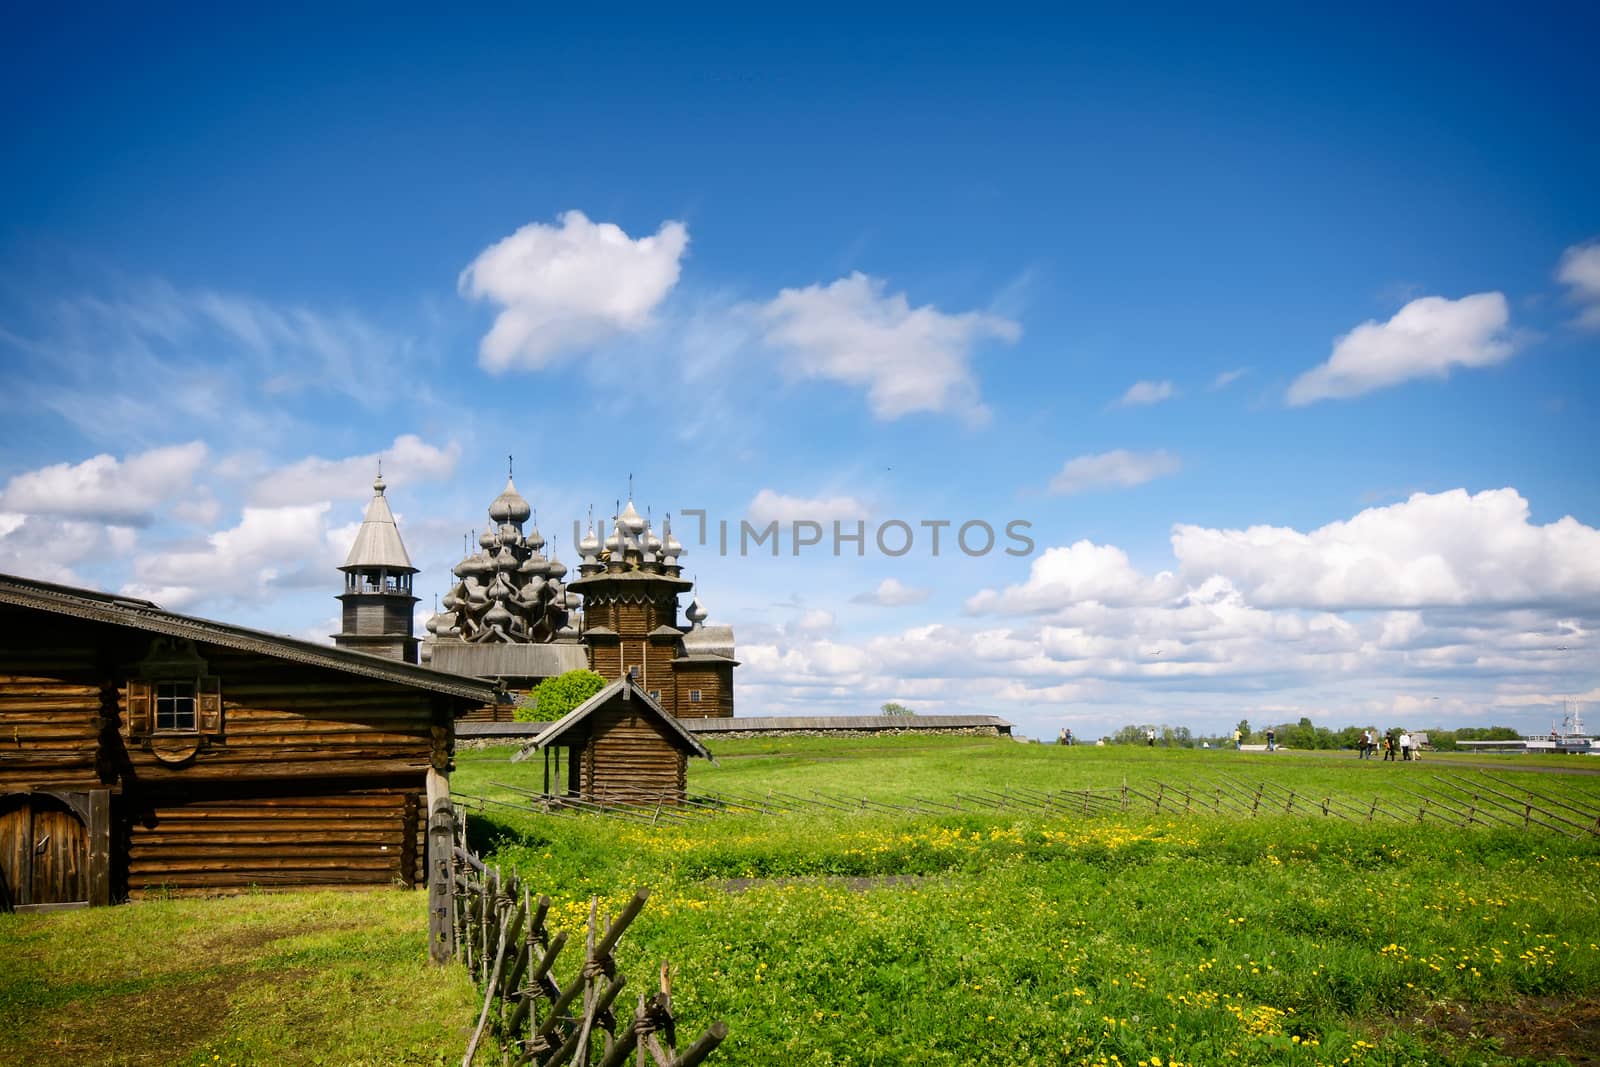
0,646,112,793
0,605,455,902
126,788,422,897
581,707,686,801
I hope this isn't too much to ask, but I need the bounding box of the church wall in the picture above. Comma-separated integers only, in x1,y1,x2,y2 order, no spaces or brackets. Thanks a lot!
674,666,732,719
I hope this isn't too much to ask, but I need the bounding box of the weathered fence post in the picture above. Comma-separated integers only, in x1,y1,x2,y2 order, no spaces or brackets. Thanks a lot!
429,800,456,965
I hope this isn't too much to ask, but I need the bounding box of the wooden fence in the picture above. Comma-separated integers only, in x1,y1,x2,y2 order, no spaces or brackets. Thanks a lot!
455,769,1600,839
443,808,727,1067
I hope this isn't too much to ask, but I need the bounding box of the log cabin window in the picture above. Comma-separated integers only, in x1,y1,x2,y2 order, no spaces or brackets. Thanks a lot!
126,676,222,738
688,689,702,703
155,681,196,730
648,689,661,701
125,637,224,740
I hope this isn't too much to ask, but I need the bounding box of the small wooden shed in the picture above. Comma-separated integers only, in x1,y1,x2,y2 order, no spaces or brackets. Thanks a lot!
0,573,498,910
518,677,711,804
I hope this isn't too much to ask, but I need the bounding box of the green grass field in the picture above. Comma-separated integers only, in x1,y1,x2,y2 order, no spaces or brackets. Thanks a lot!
3,737,1598,1065
456,737,1600,1066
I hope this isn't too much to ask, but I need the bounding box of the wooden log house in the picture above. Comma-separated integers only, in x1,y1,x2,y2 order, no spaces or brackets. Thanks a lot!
513,676,712,804
0,573,498,911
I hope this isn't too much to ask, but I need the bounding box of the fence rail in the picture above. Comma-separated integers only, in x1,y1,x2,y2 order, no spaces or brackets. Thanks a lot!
455,770,1600,840
445,809,728,1067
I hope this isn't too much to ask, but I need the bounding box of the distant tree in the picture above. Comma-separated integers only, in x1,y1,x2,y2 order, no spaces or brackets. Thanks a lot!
880,702,916,717
515,669,607,723
1235,719,1252,741
1455,726,1522,742
1112,724,1148,745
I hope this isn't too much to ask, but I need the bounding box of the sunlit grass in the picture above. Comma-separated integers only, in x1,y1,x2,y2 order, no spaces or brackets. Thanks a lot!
0,890,475,1066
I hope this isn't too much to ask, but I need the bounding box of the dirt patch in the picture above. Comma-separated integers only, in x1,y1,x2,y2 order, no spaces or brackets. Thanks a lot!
721,874,931,893
20,967,309,1067
1410,995,1600,1065
192,918,365,962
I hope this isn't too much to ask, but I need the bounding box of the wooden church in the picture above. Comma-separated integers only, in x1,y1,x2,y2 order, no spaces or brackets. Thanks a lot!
411,472,737,719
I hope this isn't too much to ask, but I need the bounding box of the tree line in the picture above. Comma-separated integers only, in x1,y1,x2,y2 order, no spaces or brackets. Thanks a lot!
1104,717,1523,750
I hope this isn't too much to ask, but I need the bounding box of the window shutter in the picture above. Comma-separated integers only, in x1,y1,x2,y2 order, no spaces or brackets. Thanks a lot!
125,679,152,737
198,676,223,735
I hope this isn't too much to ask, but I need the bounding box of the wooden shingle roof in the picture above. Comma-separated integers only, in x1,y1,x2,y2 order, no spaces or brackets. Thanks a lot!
0,572,498,705
513,677,712,761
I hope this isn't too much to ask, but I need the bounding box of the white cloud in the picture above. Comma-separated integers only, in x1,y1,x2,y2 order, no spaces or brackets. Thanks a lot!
460,210,689,371
1287,292,1515,405
852,577,931,606
1556,240,1600,330
1170,488,1600,610
126,503,337,608
757,272,1019,423
0,515,138,586
1117,379,1175,406
0,442,208,526
746,489,869,526
251,434,461,507
1209,367,1248,390
1048,449,1180,495
966,541,1178,614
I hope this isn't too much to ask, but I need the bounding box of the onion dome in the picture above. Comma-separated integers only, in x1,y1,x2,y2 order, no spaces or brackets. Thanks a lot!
644,523,663,555
578,522,601,556
424,612,441,635
563,591,582,610
685,596,707,626
487,571,516,600
663,516,684,559
545,555,567,581
619,498,646,535
555,621,580,641
483,600,514,632
519,554,549,579
493,544,519,572
478,527,499,550
603,522,621,553
518,576,547,605
527,522,546,552
464,551,495,578
488,476,532,526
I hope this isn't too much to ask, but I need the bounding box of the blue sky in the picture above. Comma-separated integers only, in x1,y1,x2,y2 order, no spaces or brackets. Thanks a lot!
2,8,1597,739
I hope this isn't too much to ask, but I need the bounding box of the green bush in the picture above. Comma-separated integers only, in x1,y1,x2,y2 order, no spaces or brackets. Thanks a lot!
513,668,607,722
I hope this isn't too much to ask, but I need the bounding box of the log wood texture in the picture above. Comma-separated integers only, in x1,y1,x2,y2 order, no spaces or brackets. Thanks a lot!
0,603,465,902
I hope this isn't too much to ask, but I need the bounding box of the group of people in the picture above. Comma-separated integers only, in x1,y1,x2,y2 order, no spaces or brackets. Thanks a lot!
1357,728,1419,761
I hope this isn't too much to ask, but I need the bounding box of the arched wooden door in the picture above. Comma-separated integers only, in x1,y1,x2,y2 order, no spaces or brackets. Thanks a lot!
0,793,90,910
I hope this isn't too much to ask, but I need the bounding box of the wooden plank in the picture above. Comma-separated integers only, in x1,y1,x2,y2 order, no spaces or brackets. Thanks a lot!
88,789,110,907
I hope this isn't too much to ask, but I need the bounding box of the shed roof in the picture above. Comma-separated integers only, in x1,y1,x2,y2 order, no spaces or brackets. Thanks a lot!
0,572,499,705
515,677,712,761
681,623,735,660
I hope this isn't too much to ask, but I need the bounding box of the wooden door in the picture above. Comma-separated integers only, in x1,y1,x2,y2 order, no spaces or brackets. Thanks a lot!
0,793,89,910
